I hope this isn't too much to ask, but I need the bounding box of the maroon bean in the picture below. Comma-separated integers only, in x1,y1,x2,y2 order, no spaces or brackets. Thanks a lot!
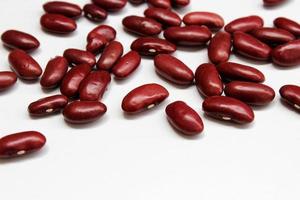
274,17,300,37
183,12,224,31
40,13,77,34
129,0,145,4
97,41,124,71
87,25,116,42
147,0,171,9
0,131,46,158
144,7,181,27
0,71,17,91
233,31,271,61
60,64,91,98
8,49,42,80
43,1,82,18
195,63,223,97
225,15,264,34
63,48,96,67
202,96,255,124
28,95,68,116
122,15,162,36
83,4,107,22
1,30,40,51
154,54,194,85
164,25,212,46
272,39,300,67
217,62,265,83
122,83,169,113
166,101,203,136
263,0,286,6
92,0,127,11
280,85,300,110
112,51,141,79
208,31,232,64
172,0,190,7
86,35,107,54
79,71,111,101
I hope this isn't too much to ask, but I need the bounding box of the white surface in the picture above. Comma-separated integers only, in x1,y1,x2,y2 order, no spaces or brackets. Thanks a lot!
0,0,300,199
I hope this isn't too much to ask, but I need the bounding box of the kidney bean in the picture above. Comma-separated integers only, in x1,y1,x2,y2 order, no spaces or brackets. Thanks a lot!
263,0,286,6
63,101,107,124
92,0,127,11
154,54,194,85
225,15,264,34
97,41,123,71
183,12,224,31
166,101,203,136
129,0,145,4
147,0,171,9
217,62,265,83
274,17,300,37
60,64,91,98
208,31,232,64
0,131,46,158
43,1,82,18
112,51,141,79
0,71,17,91
40,13,77,34
79,71,111,101
233,31,271,61
122,15,162,36
131,37,176,56
122,83,169,113
172,0,190,7
87,25,116,42
144,7,181,27
202,96,254,124
280,85,300,110
8,49,42,80
83,4,107,22
272,39,300,67
63,48,96,67
1,30,40,51
86,35,107,54
28,95,68,116
195,63,223,97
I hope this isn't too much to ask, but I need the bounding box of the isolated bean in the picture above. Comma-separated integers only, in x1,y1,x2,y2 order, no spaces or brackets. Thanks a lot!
274,17,300,37
122,83,169,113
154,54,194,85
9,49,42,80
129,0,145,4
63,48,96,67
272,39,300,67
43,1,82,18
0,71,17,91
263,0,286,6
147,0,171,9
280,85,300,110
40,13,77,34
1,30,40,51
92,0,127,11
202,96,255,124
208,31,232,64
112,51,141,79
97,41,123,71
83,4,107,22
225,15,264,33
172,0,190,7
166,101,203,136
183,12,224,31
144,7,181,27
87,25,116,41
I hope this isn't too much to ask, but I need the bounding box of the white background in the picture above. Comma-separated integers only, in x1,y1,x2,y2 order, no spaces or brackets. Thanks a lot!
0,0,300,199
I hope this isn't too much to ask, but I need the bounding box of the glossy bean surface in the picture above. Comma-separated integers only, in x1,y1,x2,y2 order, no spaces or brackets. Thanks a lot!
208,31,232,64
1,30,40,51
274,17,300,37
183,12,224,31
280,85,300,110
63,48,96,67
112,51,141,79
43,1,82,18
272,39,300,67
83,3,107,22
40,13,77,34
86,35,107,54
225,15,264,33
92,0,127,11
263,0,286,6
97,41,123,70
172,0,190,7
147,0,171,9
144,7,181,27
0,71,17,91
87,25,116,41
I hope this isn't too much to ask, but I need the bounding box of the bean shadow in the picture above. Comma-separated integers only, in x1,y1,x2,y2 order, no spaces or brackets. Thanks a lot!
280,98,300,114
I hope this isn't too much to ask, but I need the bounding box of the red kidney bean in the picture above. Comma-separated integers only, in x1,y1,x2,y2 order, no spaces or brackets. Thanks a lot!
225,15,264,34
63,48,96,67
202,96,255,124
129,0,145,4
208,31,232,64
92,0,127,11
43,1,82,18
63,101,107,124
195,63,223,97
122,15,162,36
79,71,111,101
218,62,265,83
280,85,300,110
40,13,77,34
233,31,271,61
166,101,203,136
154,54,194,85
224,81,275,106
0,131,46,158
86,35,107,54
263,0,286,6
172,0,190,7
183,12,224,31
97,41,123,71
0,71,17,91
83,4,107,22
274,17,300,37
112,51,141,79
272,39,300,67
147,0,171,9
122,83,169,113
60,64,91,98
1,30,40,51
28,95,68,116
87,25,116,42
8,49,42,80
144,7,181,27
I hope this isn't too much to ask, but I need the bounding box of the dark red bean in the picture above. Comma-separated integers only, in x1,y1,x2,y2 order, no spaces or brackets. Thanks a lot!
112,51,141,79
1,30,40,51
63,101,107,124
224,81,275,106
92,0,127,11
233,31,271,61
208,31,232,64
154,54,194,85
225,15,264,34
183,12,224,31
60,64,91,98
83,4,107,22
129,0,145,4
0,71,17,91
164,25,212,46
8,49,42,80
79,71,111,101
0,131,46,158
97,41,124,71
86,35,107,54
87,25,116,41
43,1,82,18
263,0,286,6
40,13,77,34
202,96,255,124
274,17,300,37
122,83,169,113
280,85,300,110
28,95,68,116
272,39,300,67
144,7,181,27
63,48,96,67
166,101,203,136
195,63,223,97
147,0,171,9
217,62,265,83
172,0,190,7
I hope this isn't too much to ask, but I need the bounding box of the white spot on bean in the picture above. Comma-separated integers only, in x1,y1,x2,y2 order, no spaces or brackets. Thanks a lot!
294,104,300,110
222,116,231,121
147,104,155,109
17,150,26,155
148,49,156,53
46,108,54,113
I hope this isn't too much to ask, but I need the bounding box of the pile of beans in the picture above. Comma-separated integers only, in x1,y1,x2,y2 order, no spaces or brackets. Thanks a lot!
0,0,300,159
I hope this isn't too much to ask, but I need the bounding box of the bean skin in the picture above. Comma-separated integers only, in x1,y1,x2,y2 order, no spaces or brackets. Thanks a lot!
92,0,127,12
208,31,232,64
225,15,264,34
86,35,107,54
83,4,107,22
202,96,255,124
183,12,224,31
147,0,171,9
122,83,169,113
280,85,300,110
251,28,295,46
43,1,82,18
0,71,17,91
97,41,124,71
263,0,286,6
0,131,46,159
87,25,116,42
40,13,77,34
172,0,190,7
1,30,40,51
272,39,300,67
129,0,145,4
63,48,96,67
144,7,181,27
274,17,300,37
112,51,141,79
